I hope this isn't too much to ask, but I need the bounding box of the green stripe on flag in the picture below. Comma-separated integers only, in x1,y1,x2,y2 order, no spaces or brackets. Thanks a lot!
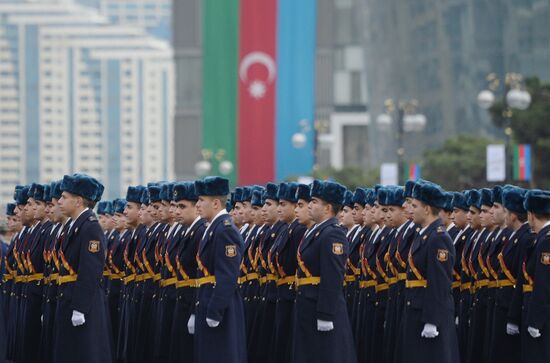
202,0,240,183
513,144,519,180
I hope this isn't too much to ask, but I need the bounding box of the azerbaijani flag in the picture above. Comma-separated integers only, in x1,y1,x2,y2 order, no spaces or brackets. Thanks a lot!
513,144,531,181
406,163,421,182
202,0,317,185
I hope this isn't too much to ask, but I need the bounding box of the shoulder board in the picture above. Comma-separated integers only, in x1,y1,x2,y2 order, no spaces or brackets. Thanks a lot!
88,215,98,222
437,226,445,233
223,219,232,226
547,230,550,236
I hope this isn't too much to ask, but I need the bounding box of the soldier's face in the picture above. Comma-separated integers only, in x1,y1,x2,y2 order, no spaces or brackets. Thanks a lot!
242,202,253,224
58,191,81,218
340,206,354,228
352,204,365,225
410,199,429,226
124,202,140,226
479,206,493,228
34,200,47,220
98,214,109,230
196,196,215,221
149,202,161,221
452,208,468,229
277,200,295,224
263,199,278,225
233,203,244,225
251,206,262,225
467,208,481,229
362,205,372,226
140,205,154,226
295,200,309,225
491,203,506,226
114,213,127,230
308,197,327,223
7,215,21,232
387,206,405,228
175,200,197,225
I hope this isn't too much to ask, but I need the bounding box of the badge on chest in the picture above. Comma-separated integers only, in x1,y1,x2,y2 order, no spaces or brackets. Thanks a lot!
88,240,100,253
332,243,344,255
226,244,237,258
541,252,550,265
437,249,449,262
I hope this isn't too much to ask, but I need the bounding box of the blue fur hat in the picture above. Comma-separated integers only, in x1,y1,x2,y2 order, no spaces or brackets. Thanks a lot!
492,186,504,205
377,187,390,206
412,181,448,209
451,192,469,211
365,188,376,206
524,189,550,215
148,185,162,203
352,188,367,206
113,198,127,214
386,187,405,207
310,180,346,205
126,185,145,204
15,186,30,205
195,176,229,197
480,188,494,207
167,183,176,201
233,187,244,203
342,190,354,208
173,182,198,202
140,189,150,205
404,180,417,199
466,189,482,210
28,183,45,201
251,189,264,207
296,184,311,202
43,184,52,202
502,186,527,215
13,185,24,200
226,199,233,212
50,181,63,200
441,192,454,212
97,201,114,215
262,183,279,203
6,203,16,216
278,182,299,203
242,186,253,202
61,174,104,202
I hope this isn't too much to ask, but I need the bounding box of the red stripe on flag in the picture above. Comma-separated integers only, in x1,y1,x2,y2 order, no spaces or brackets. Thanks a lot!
519,144,525,180
237,0,277,184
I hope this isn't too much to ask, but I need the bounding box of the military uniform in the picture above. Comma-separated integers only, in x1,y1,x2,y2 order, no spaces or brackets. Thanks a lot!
53,208,112,362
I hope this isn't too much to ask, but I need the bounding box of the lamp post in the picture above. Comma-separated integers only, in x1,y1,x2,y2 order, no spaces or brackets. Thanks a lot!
194,149,234,177
376,99,427,183
477,72,531,183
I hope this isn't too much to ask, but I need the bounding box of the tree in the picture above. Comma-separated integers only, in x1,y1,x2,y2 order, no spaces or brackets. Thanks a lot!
422,135,494,190
489,77,550,188
311,166,380,190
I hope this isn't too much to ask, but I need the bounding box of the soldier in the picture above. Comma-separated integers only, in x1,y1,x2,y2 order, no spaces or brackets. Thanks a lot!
397,181,459,363
169,181,206,363
440,192,460,240
271,182,307,362
511,189,550,363
491,186,533,363
53,173,111,362
292,180,355,363
340,190,356,231
192,176,246,363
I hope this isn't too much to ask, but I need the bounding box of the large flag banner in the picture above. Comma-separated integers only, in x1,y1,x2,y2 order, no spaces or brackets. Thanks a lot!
513,144,531,181
203,0,317,185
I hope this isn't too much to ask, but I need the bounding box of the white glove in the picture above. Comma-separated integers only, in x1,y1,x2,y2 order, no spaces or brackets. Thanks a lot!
528,326,541,338
506,323,520,335
71,310,85,327
421,323,439,338
317,319,334,332
206,317,220,328
187,314,195,334
455,317,459,326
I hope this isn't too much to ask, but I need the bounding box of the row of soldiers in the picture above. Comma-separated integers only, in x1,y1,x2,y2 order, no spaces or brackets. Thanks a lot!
1,173,549,363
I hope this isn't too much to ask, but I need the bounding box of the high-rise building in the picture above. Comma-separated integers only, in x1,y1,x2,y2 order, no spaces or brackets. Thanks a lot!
0,0,174,205
76,0,172,40
360,0,550,168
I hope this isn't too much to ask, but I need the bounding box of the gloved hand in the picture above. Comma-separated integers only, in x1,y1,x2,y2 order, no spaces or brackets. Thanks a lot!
506,323,519,335
71,310,85,327
187,314,195,334
421,323,439,338
528,326,541,338
206,317,220,328
317,319,334,332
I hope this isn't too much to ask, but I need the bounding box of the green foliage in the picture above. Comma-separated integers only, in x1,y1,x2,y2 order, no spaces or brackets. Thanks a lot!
489,77,550,188
422,135,493,190
312,166,380,189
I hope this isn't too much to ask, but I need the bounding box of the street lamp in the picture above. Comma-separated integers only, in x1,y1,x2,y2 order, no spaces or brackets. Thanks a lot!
477,72,531,182
194,149,234,177
292,119,311,149
376,98,427,183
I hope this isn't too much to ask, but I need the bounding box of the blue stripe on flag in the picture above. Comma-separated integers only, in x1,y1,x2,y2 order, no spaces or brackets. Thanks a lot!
524,144,531,181
275,0,317,180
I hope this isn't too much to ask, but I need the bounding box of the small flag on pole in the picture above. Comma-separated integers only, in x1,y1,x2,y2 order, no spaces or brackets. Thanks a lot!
406,163,421,182
513,144,531,181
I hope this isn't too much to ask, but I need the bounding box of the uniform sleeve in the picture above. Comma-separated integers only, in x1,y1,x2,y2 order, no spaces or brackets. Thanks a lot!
71,221,106,314
507,234,533,324
317,227,348,321
526,235,550,330
421,232,454,327
206,223,244,322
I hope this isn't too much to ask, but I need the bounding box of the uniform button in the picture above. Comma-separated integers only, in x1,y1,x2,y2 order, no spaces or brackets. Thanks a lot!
407,301,411,306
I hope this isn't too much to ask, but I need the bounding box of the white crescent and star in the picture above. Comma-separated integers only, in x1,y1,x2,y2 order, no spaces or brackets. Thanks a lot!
239,51,277,99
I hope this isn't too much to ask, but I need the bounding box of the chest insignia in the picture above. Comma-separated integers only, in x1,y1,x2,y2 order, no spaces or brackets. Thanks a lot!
332,243,344,255
226,245,237,258
437,249,449,262
88,240,100,253
541,252,550,265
